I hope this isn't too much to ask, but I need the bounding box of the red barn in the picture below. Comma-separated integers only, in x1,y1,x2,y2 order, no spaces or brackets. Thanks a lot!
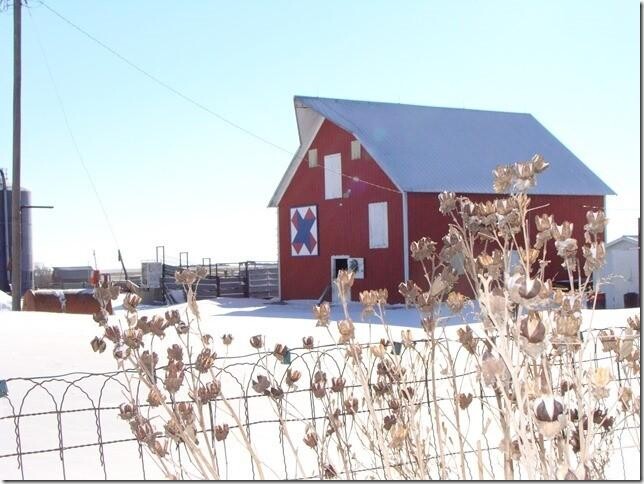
268,96,614,303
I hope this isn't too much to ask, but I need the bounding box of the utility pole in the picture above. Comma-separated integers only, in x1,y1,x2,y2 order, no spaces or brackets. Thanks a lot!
11,0,21,311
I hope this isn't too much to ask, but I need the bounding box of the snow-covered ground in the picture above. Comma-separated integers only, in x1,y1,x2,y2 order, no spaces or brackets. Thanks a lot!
0,297,640,480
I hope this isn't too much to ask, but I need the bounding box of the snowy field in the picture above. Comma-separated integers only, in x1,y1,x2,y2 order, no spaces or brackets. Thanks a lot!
0,296,640,480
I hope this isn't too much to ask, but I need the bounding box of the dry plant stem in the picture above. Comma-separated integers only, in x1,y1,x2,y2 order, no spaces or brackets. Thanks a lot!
440,328,467,479
337,285,394,480
430,334,448,479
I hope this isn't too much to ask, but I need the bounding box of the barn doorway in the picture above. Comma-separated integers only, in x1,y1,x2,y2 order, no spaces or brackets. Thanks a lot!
331,255,349,302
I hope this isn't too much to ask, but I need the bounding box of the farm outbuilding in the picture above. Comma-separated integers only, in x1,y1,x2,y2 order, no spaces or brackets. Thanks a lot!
269,96,614,303
595,235,640,309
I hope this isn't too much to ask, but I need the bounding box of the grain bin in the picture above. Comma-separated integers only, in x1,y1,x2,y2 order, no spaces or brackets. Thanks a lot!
0,172,34,296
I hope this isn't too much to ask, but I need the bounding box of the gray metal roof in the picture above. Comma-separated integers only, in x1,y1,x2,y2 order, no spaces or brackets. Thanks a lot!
292,96,614,196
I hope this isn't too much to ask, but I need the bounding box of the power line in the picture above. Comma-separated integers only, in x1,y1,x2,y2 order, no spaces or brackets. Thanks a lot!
38,0,292,156
27,7,122,252
36,1,403,198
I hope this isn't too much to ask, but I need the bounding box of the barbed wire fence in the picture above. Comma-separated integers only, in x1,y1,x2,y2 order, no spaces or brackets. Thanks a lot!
0,328,639,480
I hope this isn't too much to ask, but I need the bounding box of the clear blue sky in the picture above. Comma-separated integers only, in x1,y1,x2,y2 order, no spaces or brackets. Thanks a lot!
0,0,639,269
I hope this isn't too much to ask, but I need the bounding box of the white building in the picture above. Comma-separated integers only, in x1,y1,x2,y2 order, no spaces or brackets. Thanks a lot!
596,235,640,309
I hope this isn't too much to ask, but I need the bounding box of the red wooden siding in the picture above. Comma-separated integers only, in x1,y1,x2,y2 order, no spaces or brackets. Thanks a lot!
407,192,605,295
278,119,405,302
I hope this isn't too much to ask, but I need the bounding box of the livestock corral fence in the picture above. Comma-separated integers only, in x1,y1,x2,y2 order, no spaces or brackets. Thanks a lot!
160,261,278,301
0,328,639,480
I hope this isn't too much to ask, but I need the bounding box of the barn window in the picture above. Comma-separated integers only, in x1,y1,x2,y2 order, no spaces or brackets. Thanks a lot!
368,202,389,249
308,149,318,167
351,140,361,160
324,153,342,200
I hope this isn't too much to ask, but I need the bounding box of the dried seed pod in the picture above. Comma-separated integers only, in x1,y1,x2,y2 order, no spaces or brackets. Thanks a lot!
618,386,633,411
175,269,197,285
584,210,608,235
458,393,473,410
480,351,508,387
147,386,164,407
193,380,221,403
221,334,233,345
273,343,289,362
400,329,414,348
252,375,271,394
148,315,167,338
270,386,284,400
388,399,401,413
249,334,264,349
285,369,301,386
150,439,168,458
330,377,345,393
123,328,144,349
457,326,477,354
370,343,386,359
336,269,355,289
195,348,216,373
311,382,326,399
195,266,208,279
165,310,181,325
398,280,422,306
383,414,397,431
410,237,437,261
590,367,611,399
372,381,389,398
119,403,138,420
303,430,318,448
438,191,457,213
214,424,229,441
533,395,565,439
90,336,106,353
175,321,189,335
345,344,363,363
313,302,331,327
359,290,379,316
167,344,183,362
93,309,109,325
302,336,314,349
337,319,355,344
627,315,640,332
139,351,159,377
401,386,414,400
104,325,122,344
519,312,546,344
323,464,337,479
447,291,467,313
344,396,359,415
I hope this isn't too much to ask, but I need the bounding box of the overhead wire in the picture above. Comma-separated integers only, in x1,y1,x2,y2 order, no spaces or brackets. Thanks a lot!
38,0,293,156
36,0,403,198
27,7,122,254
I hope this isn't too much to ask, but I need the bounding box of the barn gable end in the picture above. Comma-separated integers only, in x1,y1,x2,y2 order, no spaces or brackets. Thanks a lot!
276,119,405,302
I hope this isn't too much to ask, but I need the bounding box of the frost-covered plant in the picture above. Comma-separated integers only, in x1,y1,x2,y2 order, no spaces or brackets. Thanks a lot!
88,155,639,480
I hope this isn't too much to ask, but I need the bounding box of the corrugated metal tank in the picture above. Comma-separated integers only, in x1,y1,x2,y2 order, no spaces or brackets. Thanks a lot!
0,181,33,296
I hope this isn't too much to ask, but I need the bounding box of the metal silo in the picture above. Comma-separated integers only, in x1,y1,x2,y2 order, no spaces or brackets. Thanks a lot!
0,169,33,296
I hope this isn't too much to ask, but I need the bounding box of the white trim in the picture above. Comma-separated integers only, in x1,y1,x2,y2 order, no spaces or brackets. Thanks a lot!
276,209,282,300
402,191,409,281
606,234,639,249
268,105,325,207
271,98,406,205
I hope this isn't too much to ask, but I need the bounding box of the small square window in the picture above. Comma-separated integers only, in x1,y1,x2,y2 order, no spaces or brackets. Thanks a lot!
308,149,318,168
351,140,361,160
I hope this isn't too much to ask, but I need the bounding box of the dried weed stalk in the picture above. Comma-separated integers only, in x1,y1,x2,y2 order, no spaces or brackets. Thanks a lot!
89,155,638,480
